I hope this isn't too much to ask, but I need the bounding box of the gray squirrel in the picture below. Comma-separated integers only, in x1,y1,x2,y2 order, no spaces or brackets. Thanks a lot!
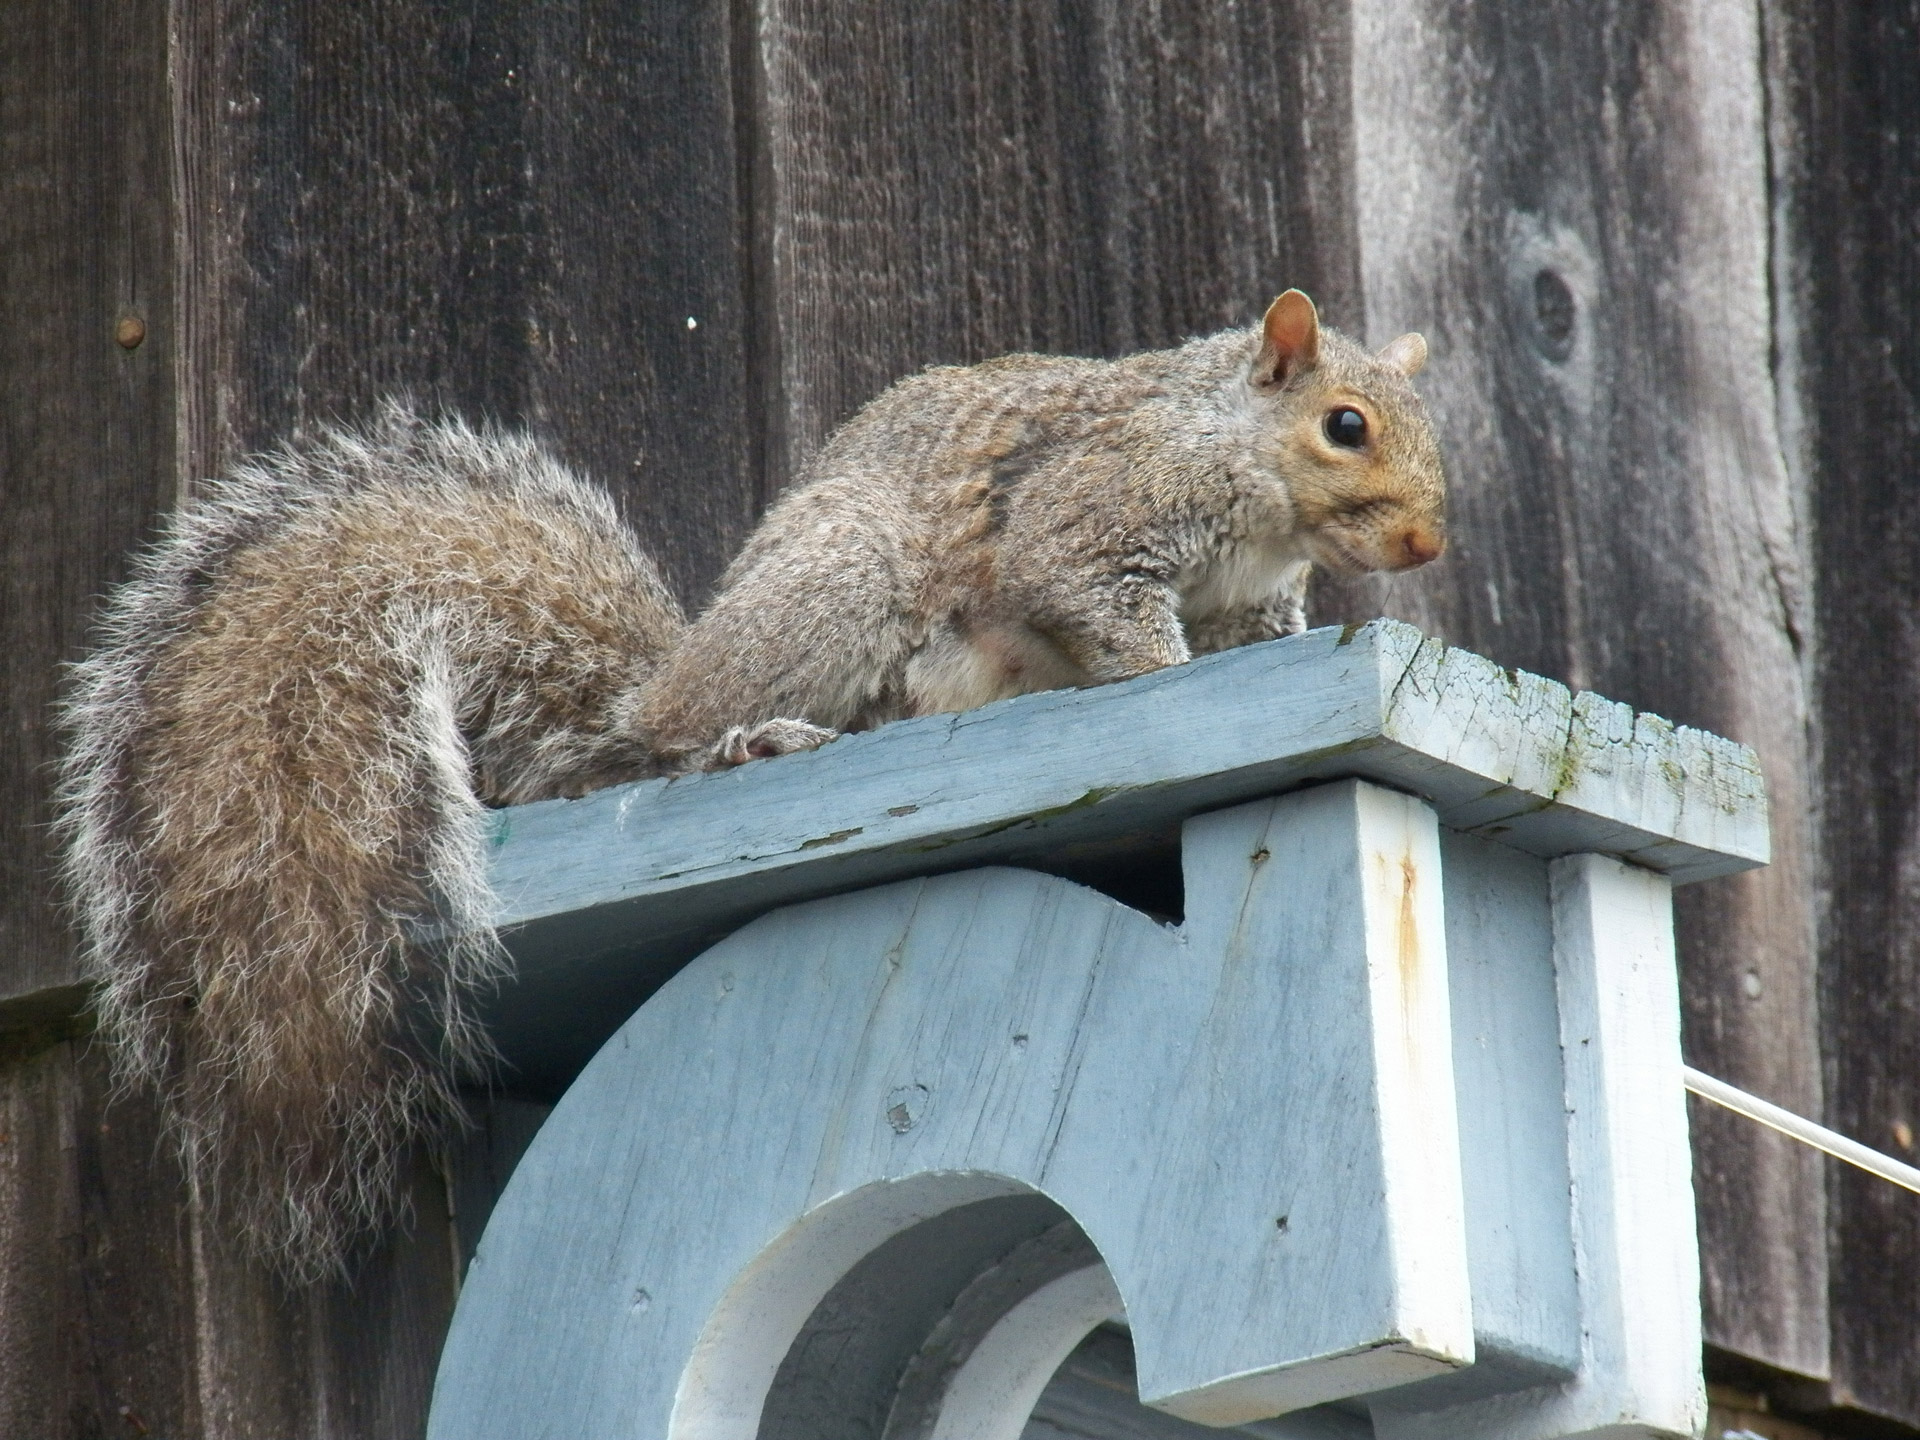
57,290,1445,1281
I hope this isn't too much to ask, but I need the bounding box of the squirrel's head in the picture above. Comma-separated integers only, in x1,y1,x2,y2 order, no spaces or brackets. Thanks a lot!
1248,290,1447,576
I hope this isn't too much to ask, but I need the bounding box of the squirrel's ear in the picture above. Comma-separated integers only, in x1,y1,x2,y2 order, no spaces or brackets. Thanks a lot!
1378,332,1428,377
1253,290,1320,388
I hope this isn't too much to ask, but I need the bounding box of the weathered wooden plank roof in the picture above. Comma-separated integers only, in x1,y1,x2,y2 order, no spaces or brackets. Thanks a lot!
481,618,1766,1091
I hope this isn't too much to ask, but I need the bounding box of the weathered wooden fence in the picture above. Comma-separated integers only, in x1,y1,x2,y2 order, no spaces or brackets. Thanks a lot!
1,1,1914,1436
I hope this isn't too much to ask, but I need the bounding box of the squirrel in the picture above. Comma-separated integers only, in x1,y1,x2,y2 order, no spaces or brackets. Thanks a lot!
57,290,1444,1282
639,289,1442,766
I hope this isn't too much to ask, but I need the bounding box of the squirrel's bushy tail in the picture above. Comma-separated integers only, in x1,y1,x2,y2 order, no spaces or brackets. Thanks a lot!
57,404,683,1281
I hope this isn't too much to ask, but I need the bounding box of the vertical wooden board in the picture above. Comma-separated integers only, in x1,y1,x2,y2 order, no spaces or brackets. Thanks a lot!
0,1039,462,1440
1430,831,1579,1377
185,1146,462,1440
315,1159,463,1440
175,0,755,605
0,1047,93,1435
1329,0,1825,1379
5,3,743,1432
1777,0,1920,1423
1154,785,1471,1419
0,1044,201,1440
0,0,178,1005
1380,853,1707,1440
1542,854,1704,1437
516,0,757,604
173,0,519,467
750,0,1110,476
182,1221,317,1440
1072,2,1359,358
749,0,1357,490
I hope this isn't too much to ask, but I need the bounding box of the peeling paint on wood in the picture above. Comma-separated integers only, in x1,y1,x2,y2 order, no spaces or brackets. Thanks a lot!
478,621,1766,1091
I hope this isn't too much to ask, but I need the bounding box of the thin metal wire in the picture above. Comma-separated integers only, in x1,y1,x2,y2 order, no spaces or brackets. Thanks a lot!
1684,1066,1920,1196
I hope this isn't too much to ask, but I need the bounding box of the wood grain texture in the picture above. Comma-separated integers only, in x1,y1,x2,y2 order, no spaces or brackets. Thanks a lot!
749,0,1358,497
10,0,1919,1424
180,1151,458,1440
0,1043,199,1439
433,788,1483,1438
0,1034,474,1440
438,785,1715,1435
1324,0,1825,1382
0,0,178,1009
1379,855,1707,1440
4,5,724,1431
173,0,756,607
0,1046,449,1440
477,622,1766,1092
1772,0,1920,1422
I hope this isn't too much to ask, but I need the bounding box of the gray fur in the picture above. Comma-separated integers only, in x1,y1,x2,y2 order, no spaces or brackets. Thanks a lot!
643,292,1446,765
56,401,683,1281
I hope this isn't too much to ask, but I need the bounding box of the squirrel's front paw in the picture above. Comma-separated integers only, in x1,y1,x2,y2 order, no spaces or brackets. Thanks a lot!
709,718,840,768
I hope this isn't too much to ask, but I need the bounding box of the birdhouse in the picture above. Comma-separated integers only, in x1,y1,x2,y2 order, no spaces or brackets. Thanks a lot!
429,621,1765,1438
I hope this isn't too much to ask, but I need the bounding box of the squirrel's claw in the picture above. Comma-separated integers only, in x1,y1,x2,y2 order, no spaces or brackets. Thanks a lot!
709,718,839,769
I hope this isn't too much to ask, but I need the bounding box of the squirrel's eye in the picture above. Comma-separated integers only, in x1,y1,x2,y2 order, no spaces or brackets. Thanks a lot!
1325,407,1368,448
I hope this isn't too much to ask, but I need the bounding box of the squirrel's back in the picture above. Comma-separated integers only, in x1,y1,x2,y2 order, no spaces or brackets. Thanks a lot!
58,404,682,1279
642,300,1444,759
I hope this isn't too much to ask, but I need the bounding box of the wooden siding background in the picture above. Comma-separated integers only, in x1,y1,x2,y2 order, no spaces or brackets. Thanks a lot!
0,0,1913,1435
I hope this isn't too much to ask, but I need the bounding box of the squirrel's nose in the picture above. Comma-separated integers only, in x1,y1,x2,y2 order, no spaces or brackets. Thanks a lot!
1397,527,1445,567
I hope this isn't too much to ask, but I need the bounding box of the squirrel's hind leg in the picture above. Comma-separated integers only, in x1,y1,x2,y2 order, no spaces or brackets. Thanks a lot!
637,483,922,769
706,717,840,769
